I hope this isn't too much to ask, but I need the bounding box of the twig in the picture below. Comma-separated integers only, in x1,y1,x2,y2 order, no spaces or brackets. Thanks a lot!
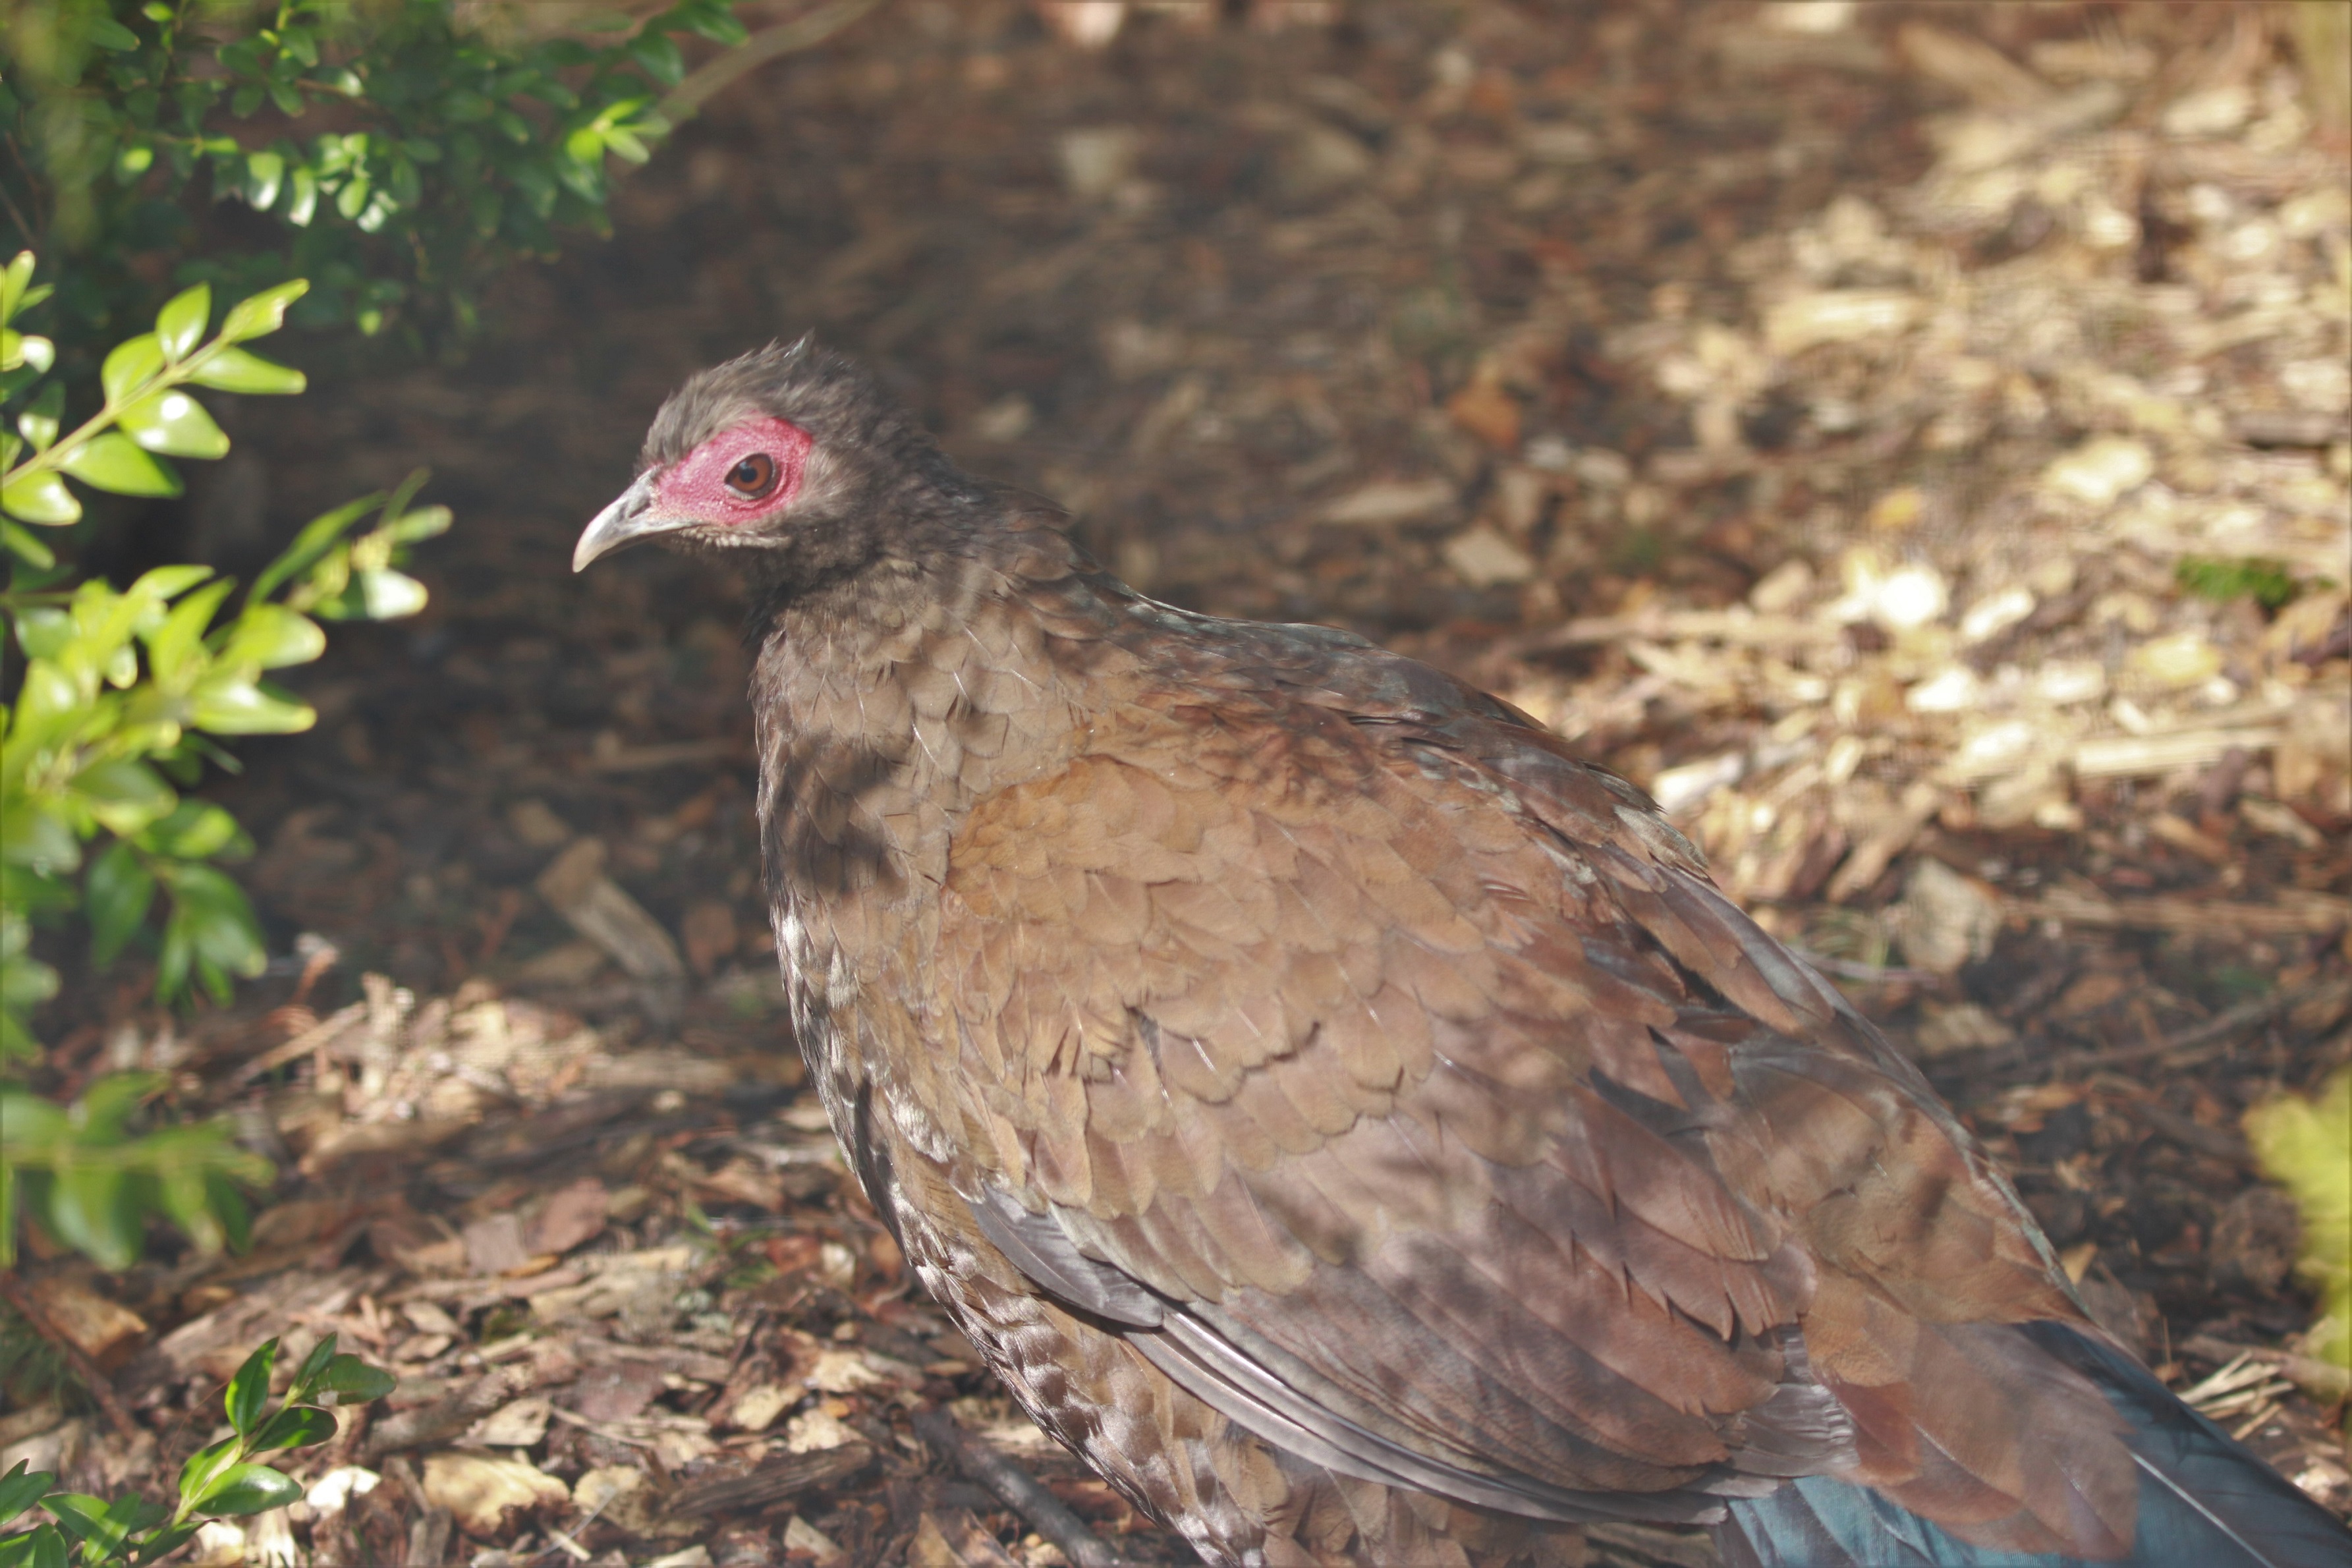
659,0,891,123
2048,978,2347,1073
664,1442,874,1516
0,1271,141,1445
532,1484,618,1564
364,1365,532,1458
2005,887,2351,936
234,999,366,1084
544,1406,661,1449
2180,1334,2352,1405
914,1407,1134,1568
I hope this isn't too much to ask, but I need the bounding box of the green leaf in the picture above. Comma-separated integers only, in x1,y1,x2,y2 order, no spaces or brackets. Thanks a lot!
193,1465,301,1517
681,2,749,45
251,493,376,603
244,150,285,208
143,576,235,681
0,470,78,525
87,842,159,968
185,347,303,395
136,802,247,862
354,567,428,620
130,563,218,601
1,519,57,567
118,389,229,459
0,804,79,874
187,672,315,733
292,1331,339,1399
72,759,177,837
90,14,140,49
34,1495,115,1550
219,604,325,669
628,30,685,84
0,1522,69,1568
319,1354,397,1403
225,1338,278,1435
175,1439,238,1514
134,1522,202,1565
286,165,318,226
47,1165,139,1270
161,864,267,982
387,505,453,544
10,334,55,376
0,1463,57,1526
249,1405,336,1453
155,284,211,360
61,434,182,497
100,334,165,403
69,1073,165,1140
0,253,33,322
105,1493,168,1536
16,383,61,450
219,280,308,342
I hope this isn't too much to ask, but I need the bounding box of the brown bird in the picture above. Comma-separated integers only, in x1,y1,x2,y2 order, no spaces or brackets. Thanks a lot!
575,341,2349,1568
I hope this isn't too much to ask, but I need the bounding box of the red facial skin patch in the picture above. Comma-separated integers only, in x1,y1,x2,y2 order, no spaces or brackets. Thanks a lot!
655,416,813,525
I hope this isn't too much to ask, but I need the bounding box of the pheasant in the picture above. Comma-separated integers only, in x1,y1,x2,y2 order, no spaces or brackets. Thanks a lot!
574,340,2350,1568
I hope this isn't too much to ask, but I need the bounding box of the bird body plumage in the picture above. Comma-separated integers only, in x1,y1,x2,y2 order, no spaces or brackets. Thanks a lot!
576,343,2352,1568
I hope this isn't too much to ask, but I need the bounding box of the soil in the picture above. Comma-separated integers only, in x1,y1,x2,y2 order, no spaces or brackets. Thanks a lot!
8,5,2349,1566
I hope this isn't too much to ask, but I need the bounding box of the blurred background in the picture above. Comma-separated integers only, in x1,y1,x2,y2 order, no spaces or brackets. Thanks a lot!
3,5,2347,1565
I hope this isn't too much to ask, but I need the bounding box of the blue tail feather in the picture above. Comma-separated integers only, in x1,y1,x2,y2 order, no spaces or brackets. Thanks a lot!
1718,1324,2352,1567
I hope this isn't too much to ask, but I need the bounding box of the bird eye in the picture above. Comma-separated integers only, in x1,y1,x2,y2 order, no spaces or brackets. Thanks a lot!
724,453,779,499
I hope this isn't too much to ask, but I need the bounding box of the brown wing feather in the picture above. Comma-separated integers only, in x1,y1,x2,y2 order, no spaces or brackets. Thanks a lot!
922,637,2135,1545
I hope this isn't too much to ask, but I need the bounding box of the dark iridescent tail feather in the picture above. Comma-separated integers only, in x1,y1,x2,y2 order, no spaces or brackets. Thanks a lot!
1717,1324,2352,1568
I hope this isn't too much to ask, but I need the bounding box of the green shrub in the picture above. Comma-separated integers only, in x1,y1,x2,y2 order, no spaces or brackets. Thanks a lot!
4,0,745,350
2246,1067,2352,1379
3,252,442,1264
0,1333,395,1566
1,0,849,1275
2175,555,2309,612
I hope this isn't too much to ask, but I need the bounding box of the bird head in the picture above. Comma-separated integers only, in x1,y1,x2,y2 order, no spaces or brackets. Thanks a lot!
573,338,966,584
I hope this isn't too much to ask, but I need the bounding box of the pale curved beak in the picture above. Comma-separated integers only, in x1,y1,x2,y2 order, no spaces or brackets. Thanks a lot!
572,472,680,571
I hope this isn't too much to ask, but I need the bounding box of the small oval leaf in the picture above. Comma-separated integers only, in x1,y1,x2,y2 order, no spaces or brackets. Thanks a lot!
219,280,309,342
100,333,165,403
192,1464,302,1517
221,603,326,669
60,432,182,496
118,389,230,458
0,470,80,525
250,1405,337,1453
184,346,304,395
187,673,316,734
0,1462,57,1526
320,1354,397,1403
356,568,428,619
155,284,212,360
225,1339,278,1434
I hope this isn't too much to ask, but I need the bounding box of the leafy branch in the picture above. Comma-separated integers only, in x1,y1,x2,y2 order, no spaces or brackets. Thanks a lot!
2,251,443,1269
3,251,308,565
4,0,761,347
0,1333,395,1567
